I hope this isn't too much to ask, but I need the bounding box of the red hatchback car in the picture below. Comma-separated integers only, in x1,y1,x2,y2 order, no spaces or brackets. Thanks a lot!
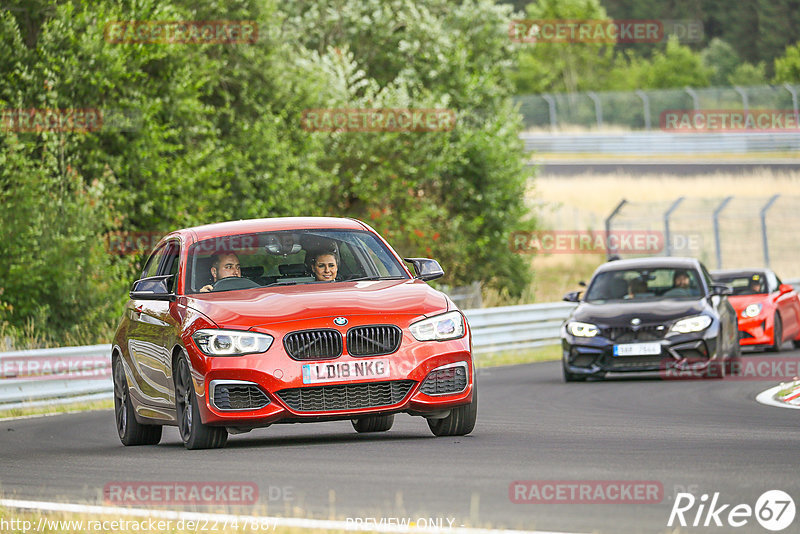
112,217,476,449
712,269,800,352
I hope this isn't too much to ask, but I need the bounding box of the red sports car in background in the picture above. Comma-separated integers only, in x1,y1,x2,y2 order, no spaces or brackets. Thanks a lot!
711,269,800,352
112,217,476,449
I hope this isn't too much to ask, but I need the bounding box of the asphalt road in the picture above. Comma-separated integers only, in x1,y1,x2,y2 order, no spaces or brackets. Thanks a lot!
2,352,800,534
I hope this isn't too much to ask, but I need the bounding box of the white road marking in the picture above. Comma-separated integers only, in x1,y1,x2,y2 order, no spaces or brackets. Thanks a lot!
755,384,800,410
0,498,586,534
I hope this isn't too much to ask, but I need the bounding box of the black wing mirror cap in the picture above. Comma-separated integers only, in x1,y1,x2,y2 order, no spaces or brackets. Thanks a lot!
563,291,582,302
404,258,444,281
130,275,176,301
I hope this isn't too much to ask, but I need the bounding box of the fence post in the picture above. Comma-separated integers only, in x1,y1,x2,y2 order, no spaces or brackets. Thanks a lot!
760,195,780,267
587,91,603,129
713,196,733,269
664,197,685,256
733,86,749,116
635,90,651,130
605,199,628,259
542,94,557,131
684,87,699,111
784,83,799,125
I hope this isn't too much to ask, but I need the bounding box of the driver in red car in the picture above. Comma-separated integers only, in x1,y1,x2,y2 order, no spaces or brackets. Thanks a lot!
200,252,241,292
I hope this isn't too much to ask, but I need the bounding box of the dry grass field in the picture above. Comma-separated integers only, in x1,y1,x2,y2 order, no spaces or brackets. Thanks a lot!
510,169,800,304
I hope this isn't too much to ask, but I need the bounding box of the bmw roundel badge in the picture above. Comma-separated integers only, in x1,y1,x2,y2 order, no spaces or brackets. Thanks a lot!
334,317,348,326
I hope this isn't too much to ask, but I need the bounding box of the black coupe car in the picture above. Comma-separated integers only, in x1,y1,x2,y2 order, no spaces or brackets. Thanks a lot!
561,257,740,381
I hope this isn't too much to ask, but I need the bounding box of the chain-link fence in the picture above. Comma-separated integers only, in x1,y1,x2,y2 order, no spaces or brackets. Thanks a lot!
606,196,800,277
516,84,800,131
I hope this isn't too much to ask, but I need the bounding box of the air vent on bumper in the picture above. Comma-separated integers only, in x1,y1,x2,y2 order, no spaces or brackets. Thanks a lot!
276,380,415,412
211,380,270,411
420,362,468,395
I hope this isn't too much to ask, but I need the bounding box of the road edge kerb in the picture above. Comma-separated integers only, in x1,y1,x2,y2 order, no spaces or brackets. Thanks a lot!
0,498,587,534
755,382,800,410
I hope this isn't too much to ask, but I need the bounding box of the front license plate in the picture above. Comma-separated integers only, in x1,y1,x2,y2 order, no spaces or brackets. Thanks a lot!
613,343,661,356
302,359,390,384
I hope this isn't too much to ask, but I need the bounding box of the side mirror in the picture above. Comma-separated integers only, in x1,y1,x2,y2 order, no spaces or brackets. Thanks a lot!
404,258,444,281
779,283,794,295
130,275,176,301
563,291,582,303
710,283,733,296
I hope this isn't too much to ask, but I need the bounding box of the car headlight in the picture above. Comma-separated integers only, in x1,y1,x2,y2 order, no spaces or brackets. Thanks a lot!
742,303,762,318
567,321,599,337
670,315,712,334
193,329,273,356
410,311,465,341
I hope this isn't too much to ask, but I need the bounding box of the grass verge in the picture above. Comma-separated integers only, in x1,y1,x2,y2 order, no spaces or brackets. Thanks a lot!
475,344,561,368
0,398,113,420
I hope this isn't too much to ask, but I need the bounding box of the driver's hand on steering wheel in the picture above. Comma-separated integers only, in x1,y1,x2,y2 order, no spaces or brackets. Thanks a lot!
199,284,213,292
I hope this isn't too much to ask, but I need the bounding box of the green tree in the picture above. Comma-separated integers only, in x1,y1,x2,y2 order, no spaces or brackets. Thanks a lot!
774,42,800,83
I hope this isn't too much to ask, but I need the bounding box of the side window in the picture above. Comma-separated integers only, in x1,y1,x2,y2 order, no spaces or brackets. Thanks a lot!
163,242,181,293
141,244,168,279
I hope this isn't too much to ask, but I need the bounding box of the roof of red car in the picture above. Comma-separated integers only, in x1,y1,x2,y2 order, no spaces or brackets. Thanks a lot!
170,217,369,242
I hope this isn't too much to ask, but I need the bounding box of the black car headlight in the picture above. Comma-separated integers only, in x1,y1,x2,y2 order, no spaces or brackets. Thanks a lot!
410,311,465,341
193,329,273,356
669,315,712,334
566,321,599,338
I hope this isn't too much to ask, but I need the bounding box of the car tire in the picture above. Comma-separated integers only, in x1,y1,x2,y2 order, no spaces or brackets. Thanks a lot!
351,414,394,433
427,384,477,437
770,314,783,352
174,351,227,450
562,362,587,382
793,339,800,349
113,356,162,446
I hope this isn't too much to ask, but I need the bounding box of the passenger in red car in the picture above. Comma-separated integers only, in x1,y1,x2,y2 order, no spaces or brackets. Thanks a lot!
311,252,338,282
200,253,241,292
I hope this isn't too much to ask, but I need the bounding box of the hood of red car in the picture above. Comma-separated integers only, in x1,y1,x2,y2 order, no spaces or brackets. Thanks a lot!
186,279,448,328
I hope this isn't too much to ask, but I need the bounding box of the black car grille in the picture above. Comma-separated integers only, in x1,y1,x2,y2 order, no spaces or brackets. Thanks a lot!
284,329,343,360
602,325,667,342
607,355,667,369
420,365,468,395
213,384,270,410
276,380,415,412
346,325,402,357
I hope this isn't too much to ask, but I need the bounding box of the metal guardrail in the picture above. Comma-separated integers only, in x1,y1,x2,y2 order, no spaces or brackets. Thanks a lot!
0,344,112,410
0,302,577,409
520,131,800,154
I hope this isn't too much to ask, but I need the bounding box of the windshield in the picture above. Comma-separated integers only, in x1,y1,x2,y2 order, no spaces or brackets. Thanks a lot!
186,229,408,293
585,267,703,302
713,273,768,295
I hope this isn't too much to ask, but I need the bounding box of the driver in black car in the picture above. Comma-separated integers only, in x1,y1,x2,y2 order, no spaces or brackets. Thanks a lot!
199,252,241,292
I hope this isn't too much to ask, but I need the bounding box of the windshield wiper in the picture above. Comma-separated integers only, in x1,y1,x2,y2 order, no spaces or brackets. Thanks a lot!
345,276,406,282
